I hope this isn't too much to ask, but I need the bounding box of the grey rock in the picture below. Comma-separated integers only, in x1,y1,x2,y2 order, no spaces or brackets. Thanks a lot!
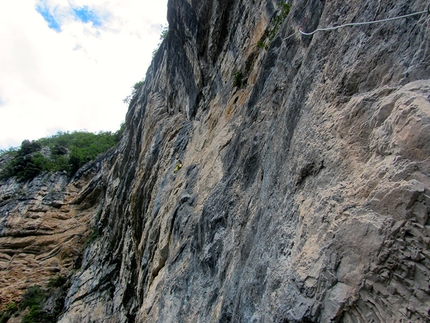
5,0,430,322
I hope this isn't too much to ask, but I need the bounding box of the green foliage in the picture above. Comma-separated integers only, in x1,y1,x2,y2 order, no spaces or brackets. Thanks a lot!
6,303,18,314
64,131,120,175
20,285,56,323
0,140,46,181
152,24,169,57
0,302,18,323
0,129,123,181
123,80,145,104
47,275,67,288
258,2,291,49
0,147,18,158
233,71,245,88
133,81,144,92
0,312,12,323
21,285,45,310
257,40,266,49
21,307,56,323
0,313,10,323
160,24,169,40
0,278,69,323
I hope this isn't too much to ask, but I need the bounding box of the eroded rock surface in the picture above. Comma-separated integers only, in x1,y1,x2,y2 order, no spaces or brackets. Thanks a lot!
0,155,110,310
3,0,430,322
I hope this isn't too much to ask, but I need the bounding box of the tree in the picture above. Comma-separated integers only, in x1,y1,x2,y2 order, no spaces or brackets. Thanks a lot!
0,130,123,181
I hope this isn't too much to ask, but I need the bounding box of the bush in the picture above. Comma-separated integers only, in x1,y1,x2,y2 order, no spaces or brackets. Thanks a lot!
20,285,50,323
0,129,123,181
0,313,10,323
258,2,291,49
0,140,46,181
47,275,67,288
123,80,145,104
160,24,169,40
21,285,45,309
0,278,70,323
151,24,169,58
233,71,244,88
0,302,18,323
20,284,61,323
6,302,18,313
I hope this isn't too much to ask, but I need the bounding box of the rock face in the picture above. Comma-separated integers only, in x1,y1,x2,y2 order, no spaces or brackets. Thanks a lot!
3,0,430,322
0,155,109,310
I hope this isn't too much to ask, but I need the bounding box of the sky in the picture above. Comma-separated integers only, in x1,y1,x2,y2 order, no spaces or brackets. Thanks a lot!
0,0,168,150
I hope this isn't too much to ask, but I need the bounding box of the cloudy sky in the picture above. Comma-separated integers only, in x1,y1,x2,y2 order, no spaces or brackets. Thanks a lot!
0,0,168,149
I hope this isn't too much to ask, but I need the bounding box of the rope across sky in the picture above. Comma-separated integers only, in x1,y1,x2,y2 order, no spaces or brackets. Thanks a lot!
283,4,429,40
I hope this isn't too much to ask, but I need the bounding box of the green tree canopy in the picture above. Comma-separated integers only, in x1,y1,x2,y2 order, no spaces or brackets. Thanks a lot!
0,128,124,182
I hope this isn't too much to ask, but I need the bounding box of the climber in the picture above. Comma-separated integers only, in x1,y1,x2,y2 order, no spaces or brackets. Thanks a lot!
174,155,182,173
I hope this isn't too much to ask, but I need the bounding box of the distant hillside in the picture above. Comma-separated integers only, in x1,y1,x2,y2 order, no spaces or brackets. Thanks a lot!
0,128,123,181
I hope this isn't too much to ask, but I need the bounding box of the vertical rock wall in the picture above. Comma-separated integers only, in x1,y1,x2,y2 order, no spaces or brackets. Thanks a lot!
58,0,430,322
0,155,110,311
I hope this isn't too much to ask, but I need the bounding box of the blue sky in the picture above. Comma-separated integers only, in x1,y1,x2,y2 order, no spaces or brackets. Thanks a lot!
36,1,107,32
72,6,104,27
35,1,62,32
0,0,168,149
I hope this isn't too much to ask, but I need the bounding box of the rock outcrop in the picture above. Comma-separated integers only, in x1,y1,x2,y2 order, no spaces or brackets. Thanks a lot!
2,0,430,322
0,154,110,311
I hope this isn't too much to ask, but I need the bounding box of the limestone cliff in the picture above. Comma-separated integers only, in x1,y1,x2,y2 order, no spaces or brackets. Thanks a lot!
3,0,430,322
0,154,109,313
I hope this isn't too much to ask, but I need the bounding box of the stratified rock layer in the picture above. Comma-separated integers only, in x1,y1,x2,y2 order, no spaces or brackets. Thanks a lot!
0,156,109,309
5,0,430,322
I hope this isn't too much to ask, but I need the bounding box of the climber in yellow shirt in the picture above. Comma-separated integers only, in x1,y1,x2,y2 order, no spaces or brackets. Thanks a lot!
174,155,182,173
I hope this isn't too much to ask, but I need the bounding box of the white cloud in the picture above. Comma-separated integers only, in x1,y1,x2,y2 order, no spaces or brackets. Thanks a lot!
0,0,168,149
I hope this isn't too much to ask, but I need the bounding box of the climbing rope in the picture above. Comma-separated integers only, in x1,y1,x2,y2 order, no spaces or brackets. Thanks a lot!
283,5,429,40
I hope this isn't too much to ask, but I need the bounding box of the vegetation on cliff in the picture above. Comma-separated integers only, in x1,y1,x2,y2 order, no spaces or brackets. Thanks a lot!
122,80,145,105
0,276,69,323
257,2,290,49
0,128,123,181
